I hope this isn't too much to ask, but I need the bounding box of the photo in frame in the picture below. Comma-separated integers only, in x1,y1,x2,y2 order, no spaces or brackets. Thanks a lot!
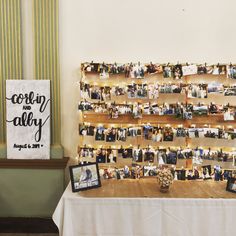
69,163,101,192
226,177,236,193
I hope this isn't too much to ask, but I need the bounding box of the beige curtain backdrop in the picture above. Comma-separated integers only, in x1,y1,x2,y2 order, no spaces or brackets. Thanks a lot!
0,0,23,157
33,0,63,158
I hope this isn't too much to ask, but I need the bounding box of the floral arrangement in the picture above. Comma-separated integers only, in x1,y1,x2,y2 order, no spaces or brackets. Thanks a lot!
157,168,174,188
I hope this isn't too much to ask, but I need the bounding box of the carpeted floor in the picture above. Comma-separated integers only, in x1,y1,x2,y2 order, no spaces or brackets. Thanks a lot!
0,234,58,236
0,218,58,235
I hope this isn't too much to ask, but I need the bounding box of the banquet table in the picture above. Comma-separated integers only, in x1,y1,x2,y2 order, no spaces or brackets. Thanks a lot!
53,179,236,236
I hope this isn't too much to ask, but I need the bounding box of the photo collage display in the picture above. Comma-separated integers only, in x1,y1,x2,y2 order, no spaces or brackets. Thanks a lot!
79,62,236,178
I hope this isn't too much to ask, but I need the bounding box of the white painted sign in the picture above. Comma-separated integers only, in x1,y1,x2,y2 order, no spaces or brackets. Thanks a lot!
6,80,50,159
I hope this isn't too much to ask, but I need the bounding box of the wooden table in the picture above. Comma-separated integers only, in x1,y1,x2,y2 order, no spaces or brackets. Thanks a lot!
80,179,236,198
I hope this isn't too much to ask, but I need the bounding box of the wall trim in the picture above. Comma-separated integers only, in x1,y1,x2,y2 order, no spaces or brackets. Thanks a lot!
0,156,69,169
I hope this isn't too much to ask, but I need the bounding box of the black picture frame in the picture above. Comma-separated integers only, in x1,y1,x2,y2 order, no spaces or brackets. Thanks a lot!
226,177,236,193
69,162,101,192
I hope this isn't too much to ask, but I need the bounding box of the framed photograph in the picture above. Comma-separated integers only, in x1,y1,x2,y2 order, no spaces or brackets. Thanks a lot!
226,177,236,193
69,163,101,192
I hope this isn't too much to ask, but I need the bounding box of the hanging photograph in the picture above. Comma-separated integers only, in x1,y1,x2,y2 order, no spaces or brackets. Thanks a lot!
207,82,224,94
82,62,99,73
144,148,155,162
197,64,207,74
99,63,109,79
105,128,117,142
148,83,159,99
80,82,91,99
202,165,212,180
79,148,94,159
227,64,236,79
172,64,183,80
109,63,125,74
90,86,102,100
133,148,143,162
101,86,111,101
188,128,205,138
96,148,106,163
79,124,95,136
224,108,235,121
197,64,216,74
163,64,173,78
118,148,133,158
127,127,142,136
192,104,208,115
224,87,236,96
117,128,127,141
157,149,167,165
107,149,117,163
166,149,177,164
132,62,145,78
143,165,158,176
132,103,142,118
187,84,207,98
203,128,219,138
113,86,126,96
95,126,105,141
146,63,163,74
182,64,198,76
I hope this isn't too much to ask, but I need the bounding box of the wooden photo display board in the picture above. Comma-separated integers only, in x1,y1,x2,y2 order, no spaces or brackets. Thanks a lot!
78,62,236,172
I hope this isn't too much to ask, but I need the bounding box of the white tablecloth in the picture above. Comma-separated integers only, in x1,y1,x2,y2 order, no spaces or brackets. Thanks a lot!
53,184,236,236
